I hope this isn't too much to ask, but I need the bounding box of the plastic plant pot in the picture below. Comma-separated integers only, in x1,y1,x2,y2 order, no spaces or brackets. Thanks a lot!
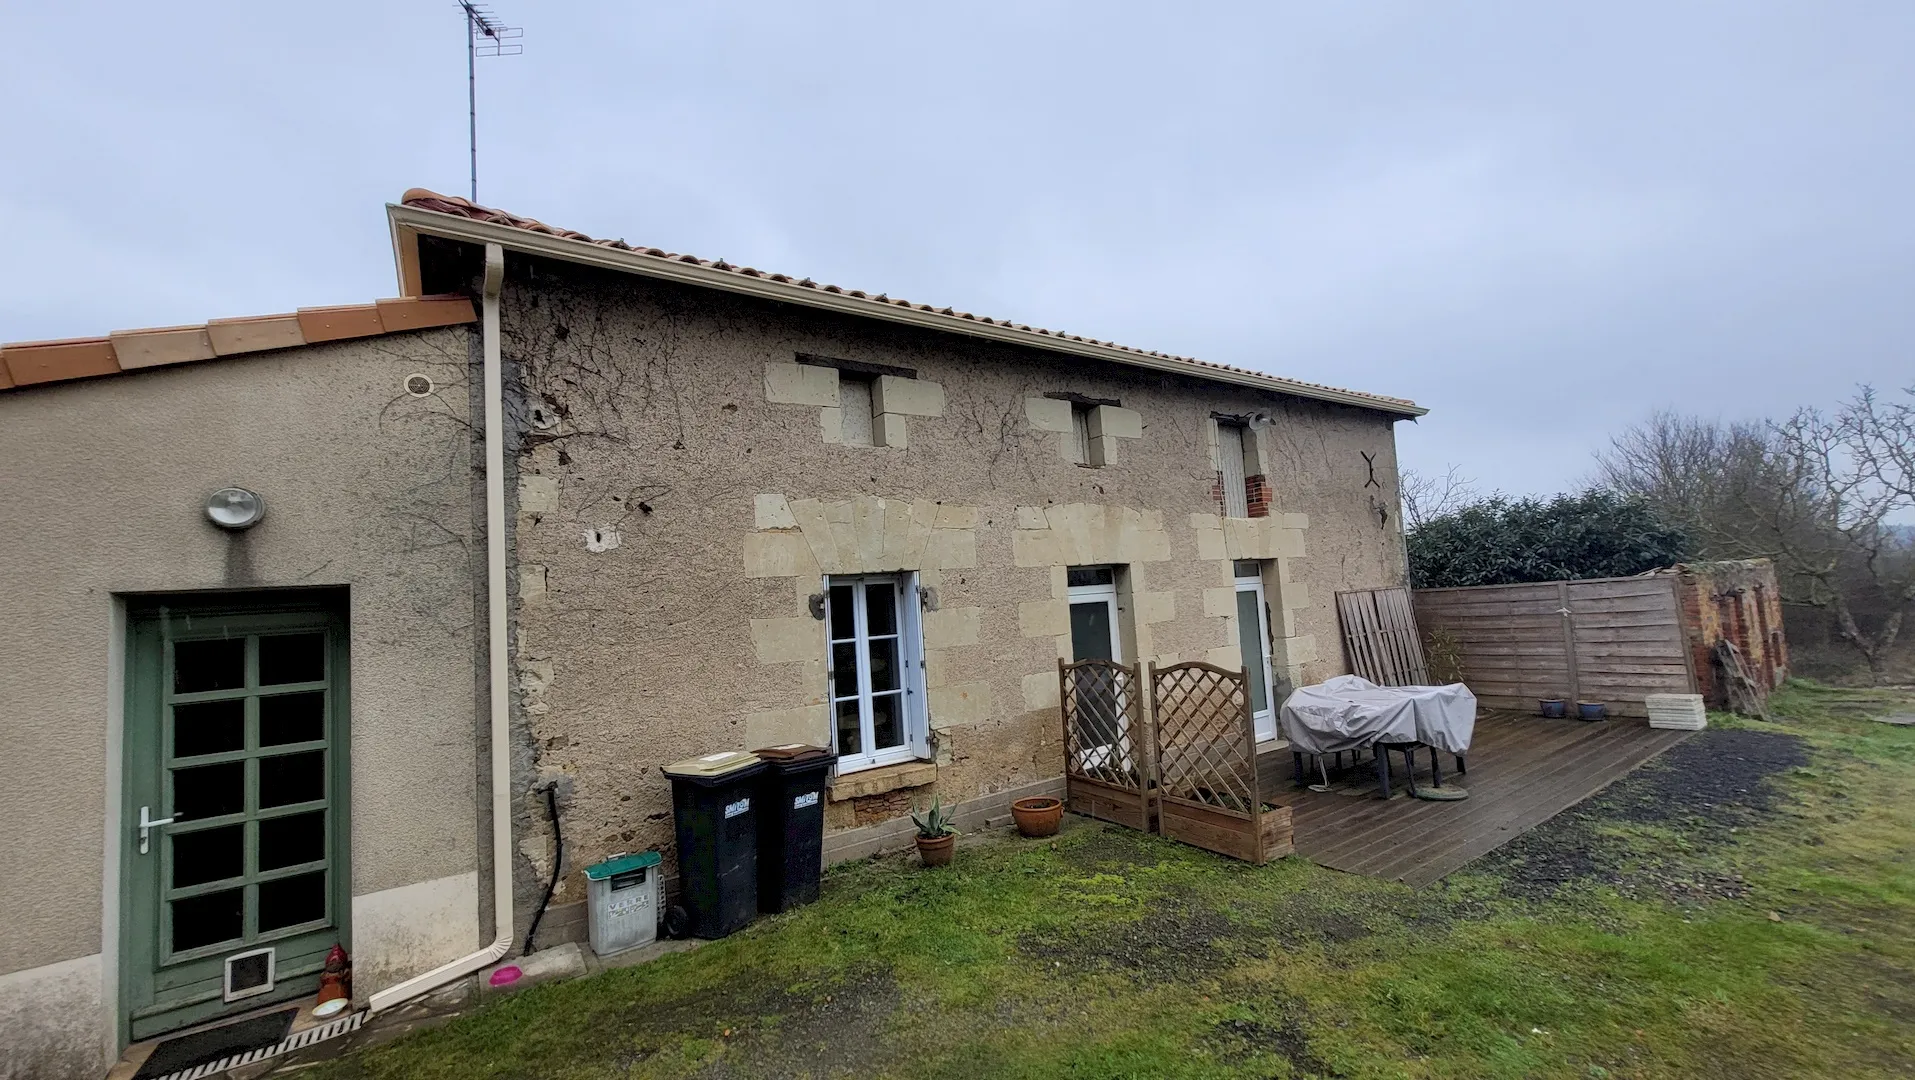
1539,699,1568,719
1578,701,1608,721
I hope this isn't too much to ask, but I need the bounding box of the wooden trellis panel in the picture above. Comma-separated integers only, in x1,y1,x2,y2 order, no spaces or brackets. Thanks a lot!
1058,659,1152,831
1147,661,1292,864
1337,587,1431,686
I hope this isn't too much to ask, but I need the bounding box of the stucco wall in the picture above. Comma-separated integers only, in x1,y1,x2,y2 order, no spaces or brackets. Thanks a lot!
492,255,1409,921
0,328,483,1075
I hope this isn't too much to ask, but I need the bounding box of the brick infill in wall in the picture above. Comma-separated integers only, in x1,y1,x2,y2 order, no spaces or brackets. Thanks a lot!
1245,474,1272,518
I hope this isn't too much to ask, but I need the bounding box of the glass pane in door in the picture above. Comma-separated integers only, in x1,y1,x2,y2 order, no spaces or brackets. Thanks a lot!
835,699,863,757
1070,602,1114,662
1236,589,1269,715
871,693,903,750
171,890,243,952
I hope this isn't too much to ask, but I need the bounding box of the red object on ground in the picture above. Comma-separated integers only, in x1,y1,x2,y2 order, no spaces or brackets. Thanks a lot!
489,965,523,987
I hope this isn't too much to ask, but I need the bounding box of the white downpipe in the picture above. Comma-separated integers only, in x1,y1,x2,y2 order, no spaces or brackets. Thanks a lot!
369,242,513,1011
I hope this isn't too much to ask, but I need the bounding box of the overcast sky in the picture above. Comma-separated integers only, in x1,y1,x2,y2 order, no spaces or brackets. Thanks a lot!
5,2,1910,497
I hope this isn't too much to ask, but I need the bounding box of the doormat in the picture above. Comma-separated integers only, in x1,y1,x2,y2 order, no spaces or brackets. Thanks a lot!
134,1008,363,1080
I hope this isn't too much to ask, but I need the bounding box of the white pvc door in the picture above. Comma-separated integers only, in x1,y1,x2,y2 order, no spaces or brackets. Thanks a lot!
1234,561,1279,742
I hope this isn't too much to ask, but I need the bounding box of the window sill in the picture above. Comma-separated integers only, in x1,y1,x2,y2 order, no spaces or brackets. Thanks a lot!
829,760,937,801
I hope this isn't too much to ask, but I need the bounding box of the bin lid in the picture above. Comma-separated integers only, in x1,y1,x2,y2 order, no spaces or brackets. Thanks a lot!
754,743,833,764
584,850,662,881
661,750,765,780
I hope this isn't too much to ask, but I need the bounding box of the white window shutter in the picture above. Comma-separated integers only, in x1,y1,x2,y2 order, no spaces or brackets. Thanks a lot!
1219,424,1249,517
906,574,931,758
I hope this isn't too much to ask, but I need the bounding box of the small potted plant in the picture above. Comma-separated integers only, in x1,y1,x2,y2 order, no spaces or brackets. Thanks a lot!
912,797,958,867
1011,795,1064,837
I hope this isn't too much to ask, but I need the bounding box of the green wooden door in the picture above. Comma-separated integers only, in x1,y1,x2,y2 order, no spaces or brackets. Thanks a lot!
123,596,350,1041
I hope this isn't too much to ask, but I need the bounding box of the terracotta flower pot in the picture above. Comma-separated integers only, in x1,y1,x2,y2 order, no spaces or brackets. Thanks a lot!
916,832,955,867
1011,796,1064,837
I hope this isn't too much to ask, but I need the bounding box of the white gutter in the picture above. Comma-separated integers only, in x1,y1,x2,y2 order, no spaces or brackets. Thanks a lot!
369,241,513,1011
385,204,1427,419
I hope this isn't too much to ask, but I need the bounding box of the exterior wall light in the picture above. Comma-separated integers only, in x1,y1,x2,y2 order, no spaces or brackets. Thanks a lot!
205,488,266,530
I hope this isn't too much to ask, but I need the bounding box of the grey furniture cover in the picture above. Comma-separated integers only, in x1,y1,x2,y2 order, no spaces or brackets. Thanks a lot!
1279,675,1478,756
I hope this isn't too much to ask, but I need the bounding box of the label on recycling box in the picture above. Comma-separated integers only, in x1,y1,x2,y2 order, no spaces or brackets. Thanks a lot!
793,791,819,809
723,797,751,819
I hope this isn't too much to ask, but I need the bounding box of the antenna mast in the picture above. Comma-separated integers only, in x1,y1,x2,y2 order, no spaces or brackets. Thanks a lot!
458,2,522,202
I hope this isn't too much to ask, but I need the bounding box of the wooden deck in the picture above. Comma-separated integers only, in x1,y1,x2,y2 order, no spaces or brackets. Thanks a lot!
1259,711,1693,886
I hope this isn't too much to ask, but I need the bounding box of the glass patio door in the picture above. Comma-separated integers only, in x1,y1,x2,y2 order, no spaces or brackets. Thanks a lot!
123,598,349,1042
1234,561,1280,743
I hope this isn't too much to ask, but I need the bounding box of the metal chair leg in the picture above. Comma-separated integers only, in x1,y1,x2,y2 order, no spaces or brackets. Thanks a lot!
1374,747,1392,799
1293,751,1304,785
1455,754,1467,776
1431,747,1443,788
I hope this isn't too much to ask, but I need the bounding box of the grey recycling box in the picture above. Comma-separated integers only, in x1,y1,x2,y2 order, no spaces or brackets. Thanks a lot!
584,850,662,957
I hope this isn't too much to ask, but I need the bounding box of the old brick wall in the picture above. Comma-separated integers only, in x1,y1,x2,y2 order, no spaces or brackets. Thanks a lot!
1667,560,1790,706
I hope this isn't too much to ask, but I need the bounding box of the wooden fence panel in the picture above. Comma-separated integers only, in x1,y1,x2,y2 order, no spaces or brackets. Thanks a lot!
1414,575,1695,717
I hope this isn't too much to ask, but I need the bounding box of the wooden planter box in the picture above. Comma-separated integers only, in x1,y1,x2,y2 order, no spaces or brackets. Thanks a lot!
1148,661,1290,865
1158,797,1293,865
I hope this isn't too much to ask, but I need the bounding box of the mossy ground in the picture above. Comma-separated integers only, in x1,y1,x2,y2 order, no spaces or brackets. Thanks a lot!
305,682,1915,1079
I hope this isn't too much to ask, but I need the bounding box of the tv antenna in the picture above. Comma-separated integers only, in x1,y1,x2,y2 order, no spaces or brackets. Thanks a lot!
459,2,522,202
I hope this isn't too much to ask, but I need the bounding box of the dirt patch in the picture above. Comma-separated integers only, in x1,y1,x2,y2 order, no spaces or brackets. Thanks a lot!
696,974,903,1080
1212,1003,1344,1078
1017,888,1249,981
1480,728,1808,902
1052,822,1173,872
600,967,903,1079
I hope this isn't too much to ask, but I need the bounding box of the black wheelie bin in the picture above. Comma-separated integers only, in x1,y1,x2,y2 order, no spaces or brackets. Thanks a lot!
752,744,837,913
660,750,769,938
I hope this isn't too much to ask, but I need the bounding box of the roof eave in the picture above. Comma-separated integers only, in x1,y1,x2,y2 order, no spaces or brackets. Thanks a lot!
386,203,1428,419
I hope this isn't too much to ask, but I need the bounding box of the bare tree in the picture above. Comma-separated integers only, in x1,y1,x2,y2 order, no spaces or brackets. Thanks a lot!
1596,386,1915,681
1400,464,1478,531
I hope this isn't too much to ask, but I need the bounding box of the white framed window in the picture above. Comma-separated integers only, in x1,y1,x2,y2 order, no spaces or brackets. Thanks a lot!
826,574,928,772
1234,560,1279,743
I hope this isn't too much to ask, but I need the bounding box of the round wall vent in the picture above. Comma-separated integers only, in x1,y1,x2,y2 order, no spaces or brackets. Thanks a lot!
405,374,434,397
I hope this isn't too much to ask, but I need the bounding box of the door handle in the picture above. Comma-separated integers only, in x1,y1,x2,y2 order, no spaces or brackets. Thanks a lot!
138,805,176,855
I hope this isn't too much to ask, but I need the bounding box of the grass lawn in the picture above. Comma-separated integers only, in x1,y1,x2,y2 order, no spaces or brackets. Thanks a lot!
308,682,1915,1079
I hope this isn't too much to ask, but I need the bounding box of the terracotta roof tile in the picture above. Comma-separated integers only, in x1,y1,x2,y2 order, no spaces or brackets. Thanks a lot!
396,188,1422,415
2,337,119,386
0,295,476,395
110,326,216,370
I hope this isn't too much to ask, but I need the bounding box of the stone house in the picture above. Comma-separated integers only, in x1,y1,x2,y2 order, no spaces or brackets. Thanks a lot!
0,189,1423,1078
